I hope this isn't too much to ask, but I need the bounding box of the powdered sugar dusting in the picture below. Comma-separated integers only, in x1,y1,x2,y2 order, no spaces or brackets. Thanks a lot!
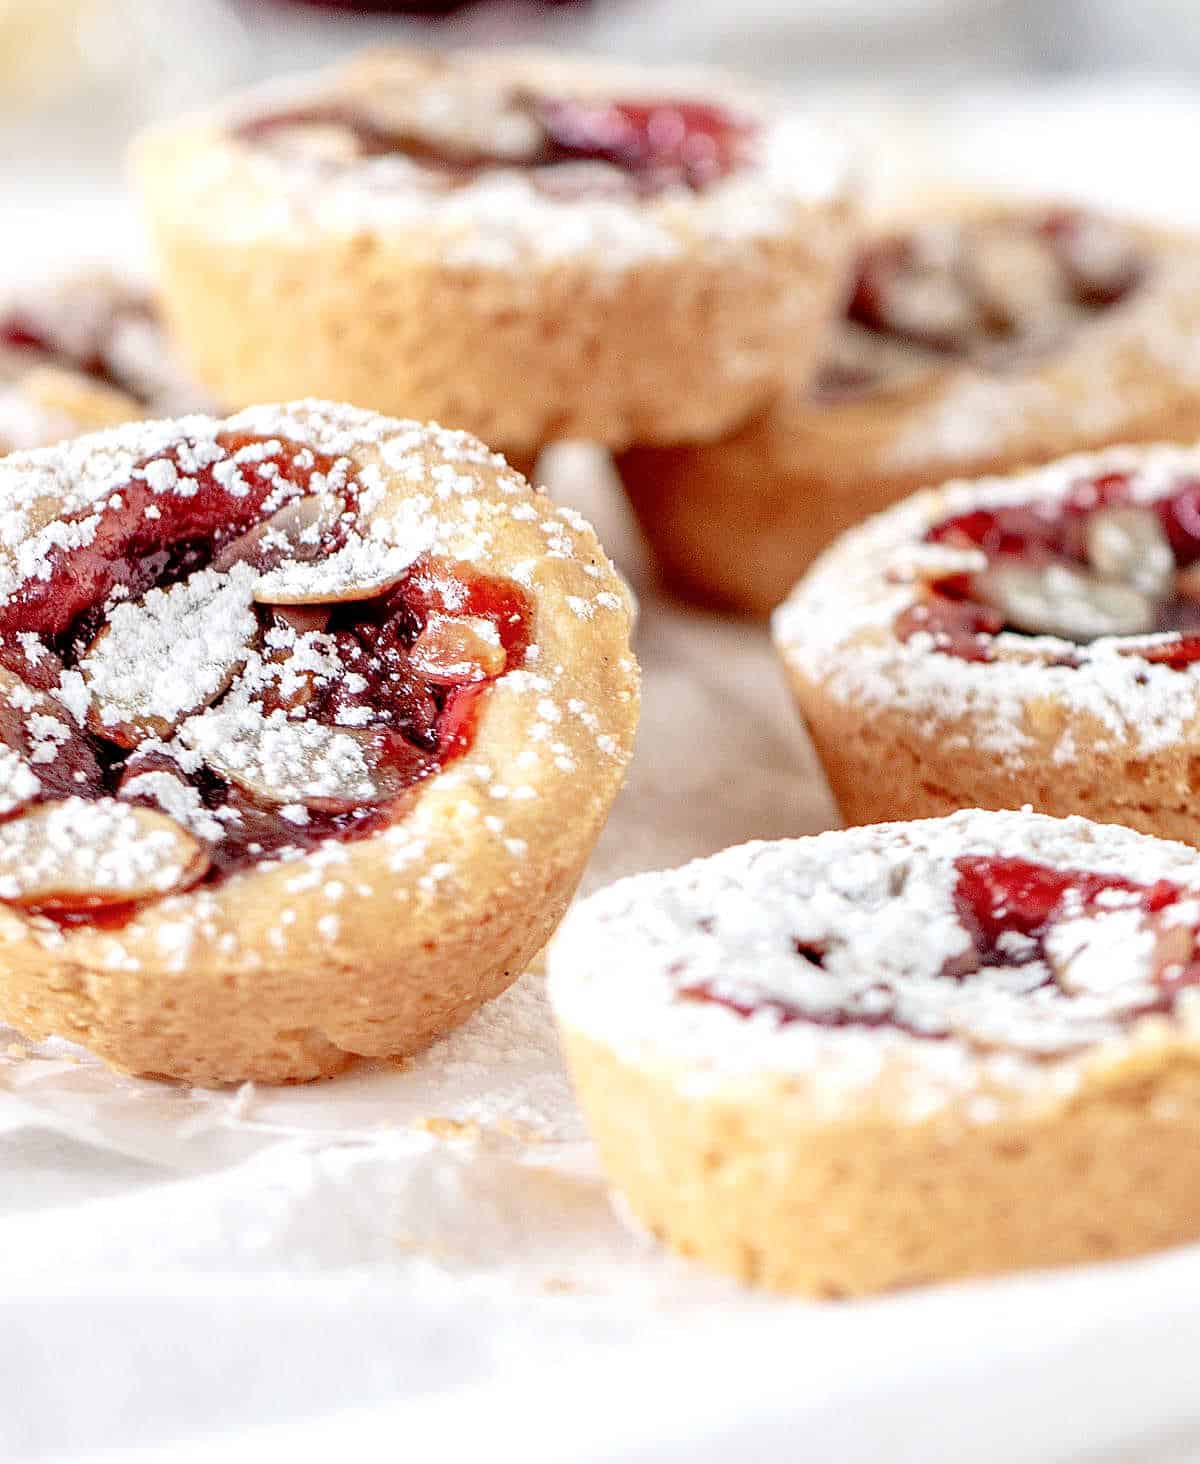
774,442,1200,762
0,400,635,942
161,52,849,268
0,799,205,906
81,563,259,736
549,810,1200,1116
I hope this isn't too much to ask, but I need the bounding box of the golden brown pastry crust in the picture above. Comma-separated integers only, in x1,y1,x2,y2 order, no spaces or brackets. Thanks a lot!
133,47,856,459
0,401,638,1083
560,1030,1200,1296
618,209,1200,617
549,811,1200,1295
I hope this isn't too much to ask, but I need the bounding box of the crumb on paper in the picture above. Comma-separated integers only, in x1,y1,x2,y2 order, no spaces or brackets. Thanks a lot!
495,1118,548,1145
542,1275,585,1295
394,1229,457,1262
413,1116,483,1142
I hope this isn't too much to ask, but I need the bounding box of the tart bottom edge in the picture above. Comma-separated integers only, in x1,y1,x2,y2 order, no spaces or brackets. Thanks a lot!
560,1027,1200,1297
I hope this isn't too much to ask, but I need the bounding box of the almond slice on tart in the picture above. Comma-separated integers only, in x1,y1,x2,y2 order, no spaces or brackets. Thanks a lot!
0,401,637,1083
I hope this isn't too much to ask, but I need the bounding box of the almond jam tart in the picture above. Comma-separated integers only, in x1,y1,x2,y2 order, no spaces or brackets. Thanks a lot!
774,444,1200,844
549,811,1200,1294
0,402,637,1083
134,48,855,459
613,201,1200,620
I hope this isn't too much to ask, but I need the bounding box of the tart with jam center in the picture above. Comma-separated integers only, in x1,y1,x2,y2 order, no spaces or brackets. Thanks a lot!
133,46,855,459
0,400,637,1083
775,441,1200,845
0,273,206,454
617,202,1200,616
550,809,1200,1294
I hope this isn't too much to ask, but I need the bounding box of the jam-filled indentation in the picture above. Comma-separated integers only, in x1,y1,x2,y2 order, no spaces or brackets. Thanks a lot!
814,210,1146,402
896,471,1200,663
678,854,1200,1049
0,431,531,921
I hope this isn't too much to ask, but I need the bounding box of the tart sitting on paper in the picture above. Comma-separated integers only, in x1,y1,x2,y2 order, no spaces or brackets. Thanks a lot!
618,204,1200,616
550,810,1200,1295
0,400,637,1083
133,46,855,459
775,442,1200,844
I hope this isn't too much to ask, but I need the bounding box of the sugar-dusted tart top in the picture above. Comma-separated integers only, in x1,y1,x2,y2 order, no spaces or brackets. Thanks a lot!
548,810,1200,1113
814,207,1146,401
775,443,1200,764
144,48,850,268
0,401,634,928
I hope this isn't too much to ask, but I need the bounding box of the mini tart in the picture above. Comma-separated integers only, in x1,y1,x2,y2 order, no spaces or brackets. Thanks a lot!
617,205,1200,616
0,273,205,453
133,46,855,460
773,442,1200,843
550,809,1200,1296
0,400,637,1084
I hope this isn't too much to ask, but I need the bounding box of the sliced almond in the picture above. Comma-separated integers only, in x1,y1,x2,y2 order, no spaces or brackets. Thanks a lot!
883,263,977,350
1086,506,1175,598
970,228,1067,338
975,561,1156,642
0,745,40,818
1055,214,1143,306
408,615,505,684
0,799,208,911
180,699,410,814
80,565,259,747
272,604,332,637
212,495,339,576
117,764,227,845
252,536,422,607
358,84,544,164
259,122,363,164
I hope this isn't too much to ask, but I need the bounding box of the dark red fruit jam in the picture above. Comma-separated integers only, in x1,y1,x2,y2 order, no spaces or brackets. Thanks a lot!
1,433,531,912
954,855,1180,953
679,977,943,1041
234,94,753,193
679,853,1200,1041
898,471,1200,664
953,854,1200,1010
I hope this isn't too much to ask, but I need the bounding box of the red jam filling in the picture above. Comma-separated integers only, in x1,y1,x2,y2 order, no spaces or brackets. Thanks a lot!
819,209,1145,401
680,855,1200,1041
896,470,1200,664
953,855,1182,953
0,432,531,918
233,94,754,194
